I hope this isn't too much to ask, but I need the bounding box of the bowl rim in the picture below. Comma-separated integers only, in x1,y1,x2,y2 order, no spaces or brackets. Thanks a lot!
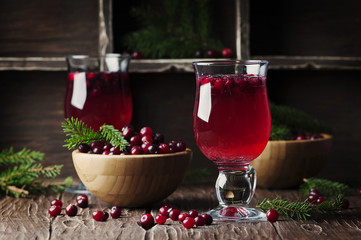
72,148,192,159
268,133,332,143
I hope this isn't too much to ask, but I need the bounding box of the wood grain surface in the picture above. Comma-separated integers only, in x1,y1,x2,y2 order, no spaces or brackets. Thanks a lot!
0,183,360,240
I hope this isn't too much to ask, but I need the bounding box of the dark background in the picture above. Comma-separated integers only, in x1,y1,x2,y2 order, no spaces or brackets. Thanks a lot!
0,0,360,186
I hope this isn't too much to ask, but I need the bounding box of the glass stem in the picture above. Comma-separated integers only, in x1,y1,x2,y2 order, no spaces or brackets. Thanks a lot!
215,165,257,207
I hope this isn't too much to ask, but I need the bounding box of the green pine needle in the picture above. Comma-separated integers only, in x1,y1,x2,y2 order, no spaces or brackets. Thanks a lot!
316,194,344,213
100,125,129,151
257,198,312,220
300,178,349,197
0,147,44,166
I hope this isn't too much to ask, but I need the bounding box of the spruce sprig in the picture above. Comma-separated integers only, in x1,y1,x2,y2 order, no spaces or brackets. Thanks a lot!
100,125,129,151
0,149,73,198
316,194,344,213
299,178,349,197
62,117,103,149
0,147,44,166
257,198,312,220
62,118,129,151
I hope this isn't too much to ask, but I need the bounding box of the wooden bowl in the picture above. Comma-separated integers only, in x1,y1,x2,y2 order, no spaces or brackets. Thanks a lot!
72,148,192,207
251,134,332,188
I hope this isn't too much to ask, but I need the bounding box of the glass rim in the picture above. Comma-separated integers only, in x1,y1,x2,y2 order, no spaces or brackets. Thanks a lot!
67,53,130,60
192,60,268,66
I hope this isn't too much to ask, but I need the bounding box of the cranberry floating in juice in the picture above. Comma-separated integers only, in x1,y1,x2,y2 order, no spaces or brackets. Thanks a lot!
192,60,270,222
65,54,132,131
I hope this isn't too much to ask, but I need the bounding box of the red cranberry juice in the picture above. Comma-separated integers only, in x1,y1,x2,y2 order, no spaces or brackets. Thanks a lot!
64,71,132,131
193,74,271,170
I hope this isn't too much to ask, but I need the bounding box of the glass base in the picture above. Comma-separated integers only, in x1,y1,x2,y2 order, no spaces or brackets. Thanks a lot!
206,205,266,222
65,182,92,195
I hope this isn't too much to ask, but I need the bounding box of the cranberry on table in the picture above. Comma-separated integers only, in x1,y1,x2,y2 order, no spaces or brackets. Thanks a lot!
182,217,195,229
309,189,321,197
316,197,325,205
51,199,63,208
169,209,181,221
188,210,198,218
140,213,155,229
159,206,169,218
76,198,88,208
78,143,91,153
65,204,78,216
266,209,279,222
194,216,206,226
221,48,233,58
308,194,319,203
93,210,105,221
178,212,189,222
155,215,167,225
201,214,213,225
49,205,62,217
110,206,122,218
103,212,109,221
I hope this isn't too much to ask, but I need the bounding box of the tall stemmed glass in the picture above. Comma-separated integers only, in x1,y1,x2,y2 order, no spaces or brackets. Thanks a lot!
192,60,270,222
64,53,132,193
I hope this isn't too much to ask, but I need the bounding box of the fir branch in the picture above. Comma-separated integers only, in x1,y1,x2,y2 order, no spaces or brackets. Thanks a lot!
62,117,103,149
0,147,44,166
316,194,344,213
299,178,349,197
99,125,129,151
257,198,312,220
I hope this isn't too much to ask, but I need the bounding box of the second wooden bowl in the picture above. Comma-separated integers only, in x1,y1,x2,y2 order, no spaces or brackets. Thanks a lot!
72,148,193,207
251,134,332,188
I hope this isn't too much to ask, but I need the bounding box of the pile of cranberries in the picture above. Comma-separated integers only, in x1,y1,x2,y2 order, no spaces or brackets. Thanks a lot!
78,125,187,155
48,195,123,221
139,204,213,229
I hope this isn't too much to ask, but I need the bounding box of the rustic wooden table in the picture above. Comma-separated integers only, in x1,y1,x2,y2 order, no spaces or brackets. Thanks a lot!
0,181,360,240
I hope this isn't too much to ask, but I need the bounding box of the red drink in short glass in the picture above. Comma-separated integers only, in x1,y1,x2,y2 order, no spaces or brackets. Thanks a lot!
193,74,270,171
65,54,132,131
192,60,270,222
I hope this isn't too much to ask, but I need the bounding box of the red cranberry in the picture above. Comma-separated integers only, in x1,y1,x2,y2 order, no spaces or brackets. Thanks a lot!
103,211,109,221
207,49,217,58
49,205,62,217
153,133,165,145
141,142,152,154
155,215,167,225
308,194,319,203
65,204,78,216
110,146,121,155
221,48,233,58
102,150,110,155
188,210,198,218
93,210,104,221
51,199,63,208
76,194,88,201
103,143,112,151
195,50,204,58
140,127,153,137
168,141,177,149
178,212,189,222
140,213,155,229
110,206,122,218
92,147,104,154
194,216,206,226
76,198,88,208
131,146,143,155
182,217,195,229
214,79,224,91
132,51,142,59
130,135,142,146
90,141,104,150
309,189,321,197
158,143,170,154
296,135,305,140
122,125,135,140
266,209,279,222
176,141,186,152
147,144,159,154
78,143,91,153
169,209,181,221
316,197,325,205
201,214,213,225
141,135,153,144
159,206,169,218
